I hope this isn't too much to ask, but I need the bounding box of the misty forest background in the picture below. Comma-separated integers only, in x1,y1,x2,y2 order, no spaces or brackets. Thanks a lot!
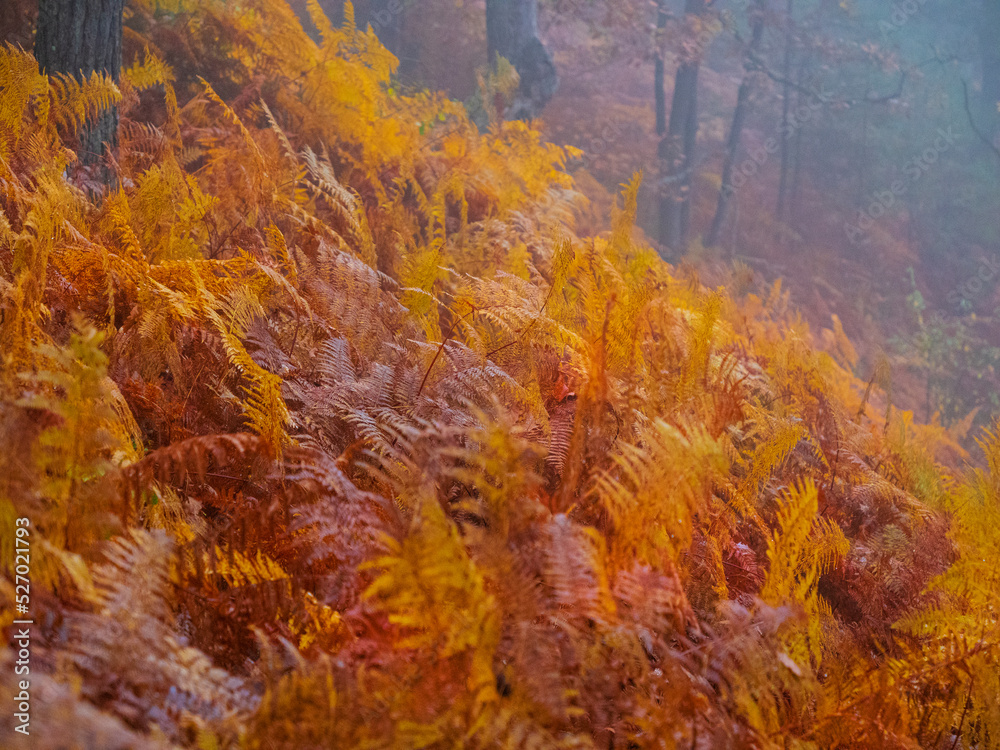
3,0,1000,748
216,0,1000,436
296,0,1000,437
8,0,1000,435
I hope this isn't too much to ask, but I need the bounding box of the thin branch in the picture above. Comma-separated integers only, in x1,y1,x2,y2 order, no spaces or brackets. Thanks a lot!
949,675,974,750
415,303,480,399
484,272,561,358
961,77,1000,164
746,49,906,107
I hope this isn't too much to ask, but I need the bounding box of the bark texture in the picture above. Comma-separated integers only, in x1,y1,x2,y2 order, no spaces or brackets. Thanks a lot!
35,0,126,165
486,0,558,120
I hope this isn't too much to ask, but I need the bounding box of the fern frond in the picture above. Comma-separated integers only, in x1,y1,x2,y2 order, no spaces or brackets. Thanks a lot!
362,492,499,676
68,529,255,742
596,417,727,572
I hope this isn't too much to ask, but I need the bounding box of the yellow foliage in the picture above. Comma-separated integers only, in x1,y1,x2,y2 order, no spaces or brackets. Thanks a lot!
0,5,995,748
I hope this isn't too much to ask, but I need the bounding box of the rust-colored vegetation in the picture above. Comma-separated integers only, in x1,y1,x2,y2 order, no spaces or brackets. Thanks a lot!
1,2,998,748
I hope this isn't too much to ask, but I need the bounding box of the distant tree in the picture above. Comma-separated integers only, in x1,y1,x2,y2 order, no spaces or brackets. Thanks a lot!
35,0,126,166
775,0,795,224
706,0,767,248
486,0,559,120
658,0,708,258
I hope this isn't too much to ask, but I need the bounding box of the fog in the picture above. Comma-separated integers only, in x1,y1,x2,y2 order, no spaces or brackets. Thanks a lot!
338,0,1000,432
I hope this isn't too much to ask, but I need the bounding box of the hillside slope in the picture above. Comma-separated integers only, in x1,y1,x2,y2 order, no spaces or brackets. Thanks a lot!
1,2,999,748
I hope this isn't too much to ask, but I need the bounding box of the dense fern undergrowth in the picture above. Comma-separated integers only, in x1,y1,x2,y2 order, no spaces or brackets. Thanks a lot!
1,2,999,748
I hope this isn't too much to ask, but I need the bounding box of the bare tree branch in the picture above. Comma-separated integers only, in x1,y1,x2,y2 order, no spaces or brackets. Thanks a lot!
961,77,1000,164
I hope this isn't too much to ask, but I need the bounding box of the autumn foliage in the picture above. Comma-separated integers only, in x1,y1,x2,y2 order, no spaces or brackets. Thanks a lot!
1,2,999,748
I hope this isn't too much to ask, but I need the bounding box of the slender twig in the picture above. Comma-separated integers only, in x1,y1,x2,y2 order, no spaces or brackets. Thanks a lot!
949,675,974,750
415,303,480,398
483,271,560,359
961,77,1000,164
285,305,302,359
747,49,906,107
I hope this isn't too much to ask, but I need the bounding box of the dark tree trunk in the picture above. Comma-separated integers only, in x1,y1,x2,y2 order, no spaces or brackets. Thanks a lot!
654,0,668,137
35,0,126,166
486,0,558,120
658,0,706,259
789,58,807,220
706,1,765,248
775,0,794,224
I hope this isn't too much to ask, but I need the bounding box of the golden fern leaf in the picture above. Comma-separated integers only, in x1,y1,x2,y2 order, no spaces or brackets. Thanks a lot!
198,77,266,174
122,47,175,92
595,417,727,572
362,491,500,704
889,424,1000,744
761,479,819,607
47,70,122,137
761,479,847,668
16,322,129,549
0,43,49,155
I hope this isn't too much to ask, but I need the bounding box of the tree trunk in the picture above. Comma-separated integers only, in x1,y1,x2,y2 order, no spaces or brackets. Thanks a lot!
658,0,706,259
789,58,807,220
36,0,126,166
775,0,794,224
706,1,765,248
486,0,558,120
654,0,668,137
